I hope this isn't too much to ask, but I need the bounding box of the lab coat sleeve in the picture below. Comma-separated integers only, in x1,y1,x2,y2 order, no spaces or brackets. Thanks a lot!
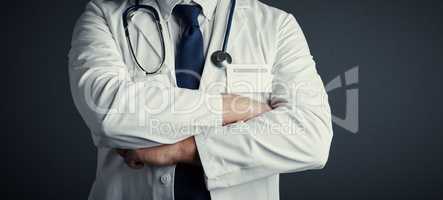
195,14,333,190
68,1,222,149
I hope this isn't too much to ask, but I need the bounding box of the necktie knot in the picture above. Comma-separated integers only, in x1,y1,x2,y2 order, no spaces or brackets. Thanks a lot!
173,5,201,27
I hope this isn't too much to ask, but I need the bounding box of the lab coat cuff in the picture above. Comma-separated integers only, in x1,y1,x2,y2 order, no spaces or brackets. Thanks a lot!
194,127,239,190
194,129,224,184
195,131,253,190
195,131,216,177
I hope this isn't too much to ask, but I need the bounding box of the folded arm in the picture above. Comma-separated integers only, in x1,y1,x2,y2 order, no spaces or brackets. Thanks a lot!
193,14,333,190
120,14,333,191
69,2,266,149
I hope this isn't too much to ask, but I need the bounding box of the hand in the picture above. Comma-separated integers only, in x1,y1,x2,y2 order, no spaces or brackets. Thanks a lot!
175,136,199,165
116,142,180,168
222,94,272,125
118,95,271,169
116,137,199,169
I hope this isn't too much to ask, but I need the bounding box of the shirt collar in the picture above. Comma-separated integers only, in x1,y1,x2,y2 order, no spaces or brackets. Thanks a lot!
155,0,218,21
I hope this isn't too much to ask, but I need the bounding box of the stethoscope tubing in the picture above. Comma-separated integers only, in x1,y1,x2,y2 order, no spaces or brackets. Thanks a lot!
123,3,165,75
123,0,235,75
222,0,236,53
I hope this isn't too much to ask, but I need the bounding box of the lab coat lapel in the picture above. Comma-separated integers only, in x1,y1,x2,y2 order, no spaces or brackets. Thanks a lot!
199,0,246,92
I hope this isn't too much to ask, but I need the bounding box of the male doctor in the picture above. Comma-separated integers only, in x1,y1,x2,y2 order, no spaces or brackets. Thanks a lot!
68,0,333,200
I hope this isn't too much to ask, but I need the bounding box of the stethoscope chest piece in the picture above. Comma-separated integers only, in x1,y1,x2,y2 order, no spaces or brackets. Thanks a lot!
211,50,232,69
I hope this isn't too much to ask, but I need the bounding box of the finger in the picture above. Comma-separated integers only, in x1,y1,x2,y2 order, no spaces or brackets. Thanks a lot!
127,159,144,169
116,149,129,157
124,151,145,169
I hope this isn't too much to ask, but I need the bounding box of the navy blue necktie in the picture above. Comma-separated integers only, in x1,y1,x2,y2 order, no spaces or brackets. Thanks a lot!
173,5,211,200
174,5,205,89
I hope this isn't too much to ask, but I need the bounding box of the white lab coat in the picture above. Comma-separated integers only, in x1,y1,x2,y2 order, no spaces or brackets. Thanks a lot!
68,0,333,199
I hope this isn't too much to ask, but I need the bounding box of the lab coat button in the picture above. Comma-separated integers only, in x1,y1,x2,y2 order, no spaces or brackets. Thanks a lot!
160,174,171,184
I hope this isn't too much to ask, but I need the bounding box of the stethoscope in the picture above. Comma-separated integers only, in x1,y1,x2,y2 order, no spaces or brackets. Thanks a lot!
123,0,236,75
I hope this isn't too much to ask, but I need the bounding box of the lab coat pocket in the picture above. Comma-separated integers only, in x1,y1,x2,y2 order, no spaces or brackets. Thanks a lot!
226,64,273,103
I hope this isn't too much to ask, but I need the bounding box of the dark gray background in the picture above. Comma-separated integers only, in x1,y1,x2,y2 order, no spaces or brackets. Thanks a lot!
2,0,443,199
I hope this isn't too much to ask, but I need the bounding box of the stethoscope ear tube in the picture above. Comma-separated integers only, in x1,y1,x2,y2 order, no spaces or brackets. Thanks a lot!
123,3,165,75
124,0,236,74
